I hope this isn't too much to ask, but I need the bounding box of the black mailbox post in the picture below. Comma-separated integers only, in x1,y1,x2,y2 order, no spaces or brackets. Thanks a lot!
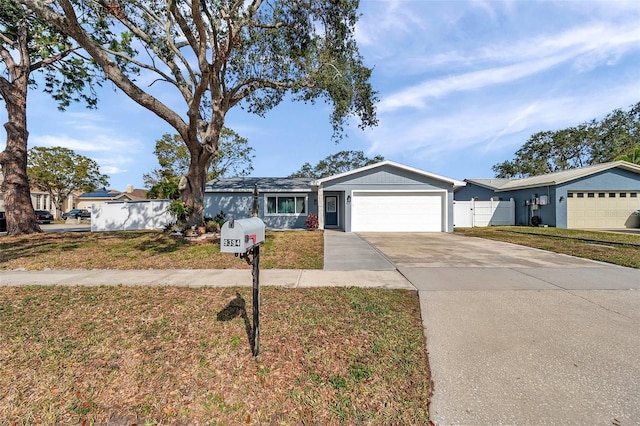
219,186,265,357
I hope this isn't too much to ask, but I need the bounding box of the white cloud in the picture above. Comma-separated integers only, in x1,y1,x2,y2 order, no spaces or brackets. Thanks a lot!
30,134,113,152
377,54,571,112
367,81,640,161
376,20,639,113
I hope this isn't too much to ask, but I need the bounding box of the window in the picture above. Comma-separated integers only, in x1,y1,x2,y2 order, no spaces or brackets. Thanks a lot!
631,193,637,198
587,193,595,198
266,195,307,215
609,193,616,198
577,193,584,198
567,193,574,198
620,193,626,198
598,193,605,198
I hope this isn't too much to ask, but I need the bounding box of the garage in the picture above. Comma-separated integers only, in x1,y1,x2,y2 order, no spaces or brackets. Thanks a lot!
567,190,639,228
351,191,445,232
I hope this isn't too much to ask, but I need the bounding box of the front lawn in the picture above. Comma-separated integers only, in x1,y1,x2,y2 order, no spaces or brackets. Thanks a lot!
0,230,323,270
456,226,640,268
0,285,431,425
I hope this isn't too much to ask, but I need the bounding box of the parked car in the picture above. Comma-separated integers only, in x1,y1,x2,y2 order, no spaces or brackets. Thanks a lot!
62,209,91,220
35,210,54,224
0,211,6,232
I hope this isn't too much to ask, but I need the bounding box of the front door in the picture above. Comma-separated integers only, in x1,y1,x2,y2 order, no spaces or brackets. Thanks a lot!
325,196,338,227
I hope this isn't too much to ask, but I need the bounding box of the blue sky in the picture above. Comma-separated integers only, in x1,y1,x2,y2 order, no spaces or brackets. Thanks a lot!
4,0,640,191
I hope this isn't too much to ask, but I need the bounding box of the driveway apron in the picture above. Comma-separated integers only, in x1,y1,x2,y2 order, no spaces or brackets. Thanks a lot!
323,230,395,271
359,232,640,425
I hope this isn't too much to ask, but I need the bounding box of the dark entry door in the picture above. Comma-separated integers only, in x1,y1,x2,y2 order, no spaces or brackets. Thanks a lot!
325,196,338,227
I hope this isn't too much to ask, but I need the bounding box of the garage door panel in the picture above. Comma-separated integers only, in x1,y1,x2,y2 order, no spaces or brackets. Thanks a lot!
352,192,444,232
568,191,640,228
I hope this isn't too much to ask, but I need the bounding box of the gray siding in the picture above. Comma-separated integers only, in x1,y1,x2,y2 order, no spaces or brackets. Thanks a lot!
204,191,317,230
323,164,449,190
455,184,501,202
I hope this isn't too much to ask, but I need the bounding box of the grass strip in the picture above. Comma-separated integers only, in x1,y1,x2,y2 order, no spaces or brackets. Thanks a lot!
496,229,640,247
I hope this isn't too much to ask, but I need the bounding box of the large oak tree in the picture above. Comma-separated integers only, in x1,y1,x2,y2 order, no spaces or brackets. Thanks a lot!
0,0,103,235
23,0,378,226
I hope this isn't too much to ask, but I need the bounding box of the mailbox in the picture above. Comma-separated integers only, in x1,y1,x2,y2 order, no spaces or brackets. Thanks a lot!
220,217,266,253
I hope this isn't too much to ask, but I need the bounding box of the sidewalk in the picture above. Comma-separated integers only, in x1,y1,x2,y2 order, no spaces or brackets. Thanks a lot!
0,269,414,290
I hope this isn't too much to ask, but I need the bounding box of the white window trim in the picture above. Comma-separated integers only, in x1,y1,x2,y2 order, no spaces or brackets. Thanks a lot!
264,193,309,216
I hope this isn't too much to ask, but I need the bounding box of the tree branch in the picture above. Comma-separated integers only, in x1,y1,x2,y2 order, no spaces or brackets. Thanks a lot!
0,43,16,71
30,47,75,71
22,0,189,138
229,77,294,107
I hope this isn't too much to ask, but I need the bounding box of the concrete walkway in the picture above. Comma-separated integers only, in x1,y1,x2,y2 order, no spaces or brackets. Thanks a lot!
0,269,412,289
323,230,395,271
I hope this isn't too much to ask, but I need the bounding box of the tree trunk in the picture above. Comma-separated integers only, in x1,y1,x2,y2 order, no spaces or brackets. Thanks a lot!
0,18,41,236
1,84,41,235
179,145,214,227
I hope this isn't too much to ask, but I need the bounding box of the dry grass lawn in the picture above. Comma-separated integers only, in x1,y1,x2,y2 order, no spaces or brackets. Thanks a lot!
0,230,323,270
0,286,431,425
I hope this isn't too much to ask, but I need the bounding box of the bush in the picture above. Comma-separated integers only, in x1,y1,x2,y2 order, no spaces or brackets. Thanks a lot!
305,213,319,231
205,220,220,233
213,210,226,227
168,200,192,222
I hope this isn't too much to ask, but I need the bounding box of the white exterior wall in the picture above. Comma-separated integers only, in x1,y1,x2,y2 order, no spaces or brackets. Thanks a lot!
91,200,173,232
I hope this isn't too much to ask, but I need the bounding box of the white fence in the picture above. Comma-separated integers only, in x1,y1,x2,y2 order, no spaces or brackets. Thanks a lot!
91,199,173,232
454,199,515,227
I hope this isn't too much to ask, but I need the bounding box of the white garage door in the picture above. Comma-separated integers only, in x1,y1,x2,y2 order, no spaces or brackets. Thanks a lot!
567,190,639,228
351,192,444,232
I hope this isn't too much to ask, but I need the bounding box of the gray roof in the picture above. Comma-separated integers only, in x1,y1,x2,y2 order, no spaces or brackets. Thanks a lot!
205,177,314,193
463,178,511,190
467,161,640,192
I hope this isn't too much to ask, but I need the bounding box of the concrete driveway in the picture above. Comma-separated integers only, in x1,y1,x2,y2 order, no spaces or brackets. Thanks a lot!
359,232,640,425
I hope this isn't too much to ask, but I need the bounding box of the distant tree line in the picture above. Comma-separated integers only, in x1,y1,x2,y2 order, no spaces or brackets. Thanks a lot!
493,102,640,178
289,150,384,179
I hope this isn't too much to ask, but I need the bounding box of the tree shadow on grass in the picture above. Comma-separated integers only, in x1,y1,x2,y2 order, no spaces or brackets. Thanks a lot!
216,292,254,351
0,234,86,264
134,238,186,254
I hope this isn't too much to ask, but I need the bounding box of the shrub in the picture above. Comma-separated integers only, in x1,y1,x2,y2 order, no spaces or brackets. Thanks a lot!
205,220,220,233
305,213,319,231
213,210,227,227
168,200,192,222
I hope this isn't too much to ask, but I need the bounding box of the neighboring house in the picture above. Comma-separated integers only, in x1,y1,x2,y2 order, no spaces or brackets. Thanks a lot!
76,185,148,211
0,171,76,217
455,161,640,229
204,161,466,232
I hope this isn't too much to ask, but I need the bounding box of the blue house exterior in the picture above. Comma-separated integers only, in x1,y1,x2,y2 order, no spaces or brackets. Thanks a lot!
205,161,465,232
455,161,640,228
204,177,317,230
